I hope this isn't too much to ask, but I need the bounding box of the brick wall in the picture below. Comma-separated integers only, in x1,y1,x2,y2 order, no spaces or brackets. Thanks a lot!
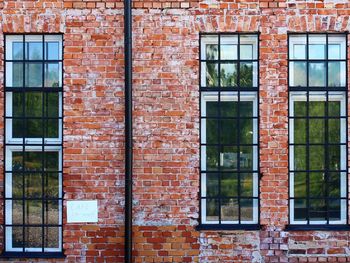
0,0,349,262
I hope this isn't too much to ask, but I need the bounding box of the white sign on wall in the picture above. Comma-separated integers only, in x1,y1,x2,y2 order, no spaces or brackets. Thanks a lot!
67,200,98,223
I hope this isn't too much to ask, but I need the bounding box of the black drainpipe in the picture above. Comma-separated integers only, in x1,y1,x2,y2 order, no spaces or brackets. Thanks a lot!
124,0,133,262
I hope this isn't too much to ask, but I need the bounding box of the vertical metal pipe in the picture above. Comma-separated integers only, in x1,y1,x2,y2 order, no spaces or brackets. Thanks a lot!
124,0,133,262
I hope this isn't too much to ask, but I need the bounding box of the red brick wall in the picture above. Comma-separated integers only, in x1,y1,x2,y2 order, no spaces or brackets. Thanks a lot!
0,0,349,262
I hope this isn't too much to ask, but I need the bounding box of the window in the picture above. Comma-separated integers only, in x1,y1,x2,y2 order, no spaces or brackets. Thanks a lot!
200,34,259,228
288,34,348,226
4,35,63,254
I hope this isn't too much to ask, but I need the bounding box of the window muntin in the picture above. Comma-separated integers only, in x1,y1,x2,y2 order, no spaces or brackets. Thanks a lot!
288,34,348,226
200,34,259,226
5,35,63,253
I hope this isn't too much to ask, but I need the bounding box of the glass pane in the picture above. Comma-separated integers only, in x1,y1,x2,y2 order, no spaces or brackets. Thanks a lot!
206,199,219,221
26,227,42,248
309,44,325,59
11,227,23,248
206,101,218,117
25,173,42,198
294,119,307,144
26,119,43,138
12,152,23,171
240,146,253,170
328,145,341,170
45,63,61,87
206,63,219,87
294,172,307,198
46,42,59,60
240,198,253,221
309,101,325,117
25,200,42,224
221,173,238,197
47,92,60,117
293,44,306,59
221,44,237,60
290,62,306,87
44,227,60,249
206,146,219,171
221,146,238,170
220,119,237,144
309,63,326,87
25,63,43,87
240,101,253,117
12,62,24,87
206,44,218,60
13,92,23,117
239,62,253,87
289,35,306,59
309,145,325,170
294,101,307,116
294,146,307,171
26,92,42,117
239,118,253,144
328,44,341,59
329,199,341,221
294,199,307,221
328,101,340,117
328,172,340,197
26,42,43,60
309,199,326,221
240,44,253,59
45,152,59,171
309,172,325,197
13,42,24,60
220,63,237,87
45,119,59,138
328,62,346,87
45,172,60,198
240,173,253,197
206,119,218,144
206,173,218,197
221,199,238,222
309,119,325,144
12,173,23,198
328,119,340,143
45,200,59,225
220,101,237,117
24,152,42,171
12,200,23,224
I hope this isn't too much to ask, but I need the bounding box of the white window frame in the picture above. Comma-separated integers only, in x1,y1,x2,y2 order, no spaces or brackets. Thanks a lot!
289,91,347,225
200,92,259,224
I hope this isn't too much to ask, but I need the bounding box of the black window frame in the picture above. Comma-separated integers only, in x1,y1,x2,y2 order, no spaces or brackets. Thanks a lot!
2,33,64,258
197,32,260,231
287,32,350,231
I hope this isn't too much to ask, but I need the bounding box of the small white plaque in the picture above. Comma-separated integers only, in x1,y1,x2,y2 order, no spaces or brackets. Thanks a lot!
67,200,98,223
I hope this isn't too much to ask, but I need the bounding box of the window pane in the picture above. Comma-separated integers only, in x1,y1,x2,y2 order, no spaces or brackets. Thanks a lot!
220,101,237,117
289,35,307,59
11,200,23,225
206,199,219,221
220,63,237,87
294,199,307,221
206,173,218,197
206,146,219,171
293,44,306,59
240,146,253,170
240,198,253,221
206,44,218,60
239,101,253,117
309,172,325,197
221,173,238,197
220,119,237,144
13,42,24,60
221,199,238,222
309,44,325,59
45,172,60,198
47,92,60,118
309,119,325,144
12,173,23,198
294,146,307,170
25,200,42,224
12,62,24,87
25,173,42,198
26,227,42,248
309,199,326,221
328,145,341,170
221,45,237,60
206,119,218,144
328,172,340,197
44,227,60,249
294,101,307,116
328,62,346,87
240,173,253,197
206,63,219,87
25,63,43,87
239,62,254,87
290,62,306,87
329,199,341,221
45,63,61,87
26,92,42,117
11,227,24,248
309,63,326,87
240,45,253,59
328,119,340,143
309,101,325,117
45,200,59,225
46,42,59,60
309,145,324,170
239,119,253,144
328,44,341,59
206,101,219,117
26,119,43,138
294,172,307,198
221,146,238,170
26,42,43,60
294,119,307,144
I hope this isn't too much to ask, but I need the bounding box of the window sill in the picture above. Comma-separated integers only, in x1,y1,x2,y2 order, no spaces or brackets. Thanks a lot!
196,224,260,231
285,224,350,231
0,252,65,259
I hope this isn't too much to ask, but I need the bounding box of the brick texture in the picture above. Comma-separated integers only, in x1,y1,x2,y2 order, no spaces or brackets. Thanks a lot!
0,0,349,262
